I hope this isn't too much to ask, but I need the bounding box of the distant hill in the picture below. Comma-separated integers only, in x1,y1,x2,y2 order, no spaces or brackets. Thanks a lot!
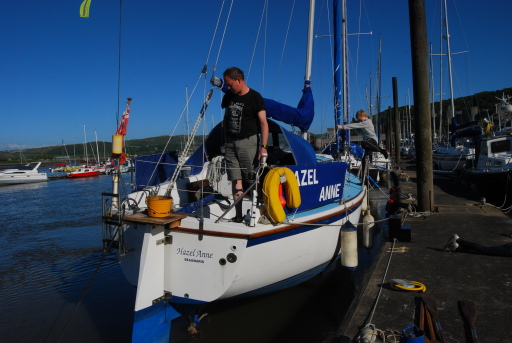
1,87,510,164
379,87,512,124
0,135,203,164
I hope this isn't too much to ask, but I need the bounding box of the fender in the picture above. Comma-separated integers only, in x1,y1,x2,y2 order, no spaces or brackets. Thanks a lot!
263,167,301,223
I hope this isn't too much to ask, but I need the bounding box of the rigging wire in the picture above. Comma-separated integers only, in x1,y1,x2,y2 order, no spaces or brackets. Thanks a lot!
212,0,235,71
116,0,123,128
272,0,296,98
206,0,227,69
141,1,234,192
450,0,474,97
262,1,268,94
247,0,268,83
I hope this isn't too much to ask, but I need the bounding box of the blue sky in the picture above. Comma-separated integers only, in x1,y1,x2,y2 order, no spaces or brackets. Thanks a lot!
1,0,511,150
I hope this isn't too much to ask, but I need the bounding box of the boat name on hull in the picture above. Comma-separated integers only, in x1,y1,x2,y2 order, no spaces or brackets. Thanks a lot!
177,247,213,260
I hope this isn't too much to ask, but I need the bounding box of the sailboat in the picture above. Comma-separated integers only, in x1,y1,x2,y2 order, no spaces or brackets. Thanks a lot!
102,1,364,342
66,126,100,178
432,0,475,172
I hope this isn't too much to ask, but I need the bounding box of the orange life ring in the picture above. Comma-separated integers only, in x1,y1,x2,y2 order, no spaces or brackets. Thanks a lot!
263,167,301,223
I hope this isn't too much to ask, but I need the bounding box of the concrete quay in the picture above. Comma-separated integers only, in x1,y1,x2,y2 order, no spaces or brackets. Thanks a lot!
335,160,512,343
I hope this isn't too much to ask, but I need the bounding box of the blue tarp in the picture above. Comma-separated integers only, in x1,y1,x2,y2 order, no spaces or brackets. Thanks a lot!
134,148,207,191
265,86,314,132
134,151,179,190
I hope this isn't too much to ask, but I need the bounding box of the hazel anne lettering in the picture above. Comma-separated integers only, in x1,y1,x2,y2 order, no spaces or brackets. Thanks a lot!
292,168,341,201
176,247,213,259
294,169,319,186
319,183,342,201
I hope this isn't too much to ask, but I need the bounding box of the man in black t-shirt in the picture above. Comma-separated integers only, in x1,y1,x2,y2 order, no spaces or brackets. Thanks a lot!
221,67,268,223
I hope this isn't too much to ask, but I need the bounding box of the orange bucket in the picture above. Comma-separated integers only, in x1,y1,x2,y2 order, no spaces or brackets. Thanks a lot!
146,196,173,217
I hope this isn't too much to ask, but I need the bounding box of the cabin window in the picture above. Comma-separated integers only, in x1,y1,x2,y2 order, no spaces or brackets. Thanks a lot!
490,139,512,154
480,142,487,156
266,132,295,165
494,161,503,167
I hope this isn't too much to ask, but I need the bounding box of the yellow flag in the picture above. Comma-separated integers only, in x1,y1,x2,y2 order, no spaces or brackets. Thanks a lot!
80,0,92,18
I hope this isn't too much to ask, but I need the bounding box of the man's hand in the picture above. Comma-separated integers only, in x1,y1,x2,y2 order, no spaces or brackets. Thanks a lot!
210,76,224,88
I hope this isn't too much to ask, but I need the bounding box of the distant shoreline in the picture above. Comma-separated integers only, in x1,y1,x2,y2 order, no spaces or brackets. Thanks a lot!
0,161,75,169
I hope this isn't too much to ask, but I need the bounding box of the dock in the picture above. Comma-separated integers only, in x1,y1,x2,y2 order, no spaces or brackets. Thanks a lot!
335,160,512,342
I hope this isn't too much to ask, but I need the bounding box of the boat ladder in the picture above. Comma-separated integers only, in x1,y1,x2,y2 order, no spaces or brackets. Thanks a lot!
101,192,126,257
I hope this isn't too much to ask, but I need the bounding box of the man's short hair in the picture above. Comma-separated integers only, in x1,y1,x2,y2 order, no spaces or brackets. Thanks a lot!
223,67,245,81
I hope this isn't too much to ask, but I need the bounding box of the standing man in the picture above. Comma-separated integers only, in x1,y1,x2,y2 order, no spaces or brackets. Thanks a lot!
220,67,268,223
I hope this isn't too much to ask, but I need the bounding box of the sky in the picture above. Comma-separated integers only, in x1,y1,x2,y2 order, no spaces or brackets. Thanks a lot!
1,0,511,150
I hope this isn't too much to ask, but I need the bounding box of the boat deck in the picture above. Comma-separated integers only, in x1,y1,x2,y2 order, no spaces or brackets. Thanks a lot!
123,211,187,228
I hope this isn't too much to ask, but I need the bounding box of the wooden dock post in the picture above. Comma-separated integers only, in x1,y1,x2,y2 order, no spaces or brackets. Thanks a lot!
408,0,434,212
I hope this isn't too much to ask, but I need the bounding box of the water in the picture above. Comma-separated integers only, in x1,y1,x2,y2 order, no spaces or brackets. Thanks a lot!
0,173,387,343
0,175,135,343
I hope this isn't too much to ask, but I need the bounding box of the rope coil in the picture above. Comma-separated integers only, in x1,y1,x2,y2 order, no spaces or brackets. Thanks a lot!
390,279,426,293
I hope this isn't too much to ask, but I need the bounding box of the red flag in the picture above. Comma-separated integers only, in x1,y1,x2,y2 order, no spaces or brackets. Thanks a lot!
116,98,132,165
117,98,132,135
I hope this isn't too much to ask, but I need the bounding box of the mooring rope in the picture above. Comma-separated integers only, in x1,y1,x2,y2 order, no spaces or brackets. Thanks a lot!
358,238,398,343
56,227,121,342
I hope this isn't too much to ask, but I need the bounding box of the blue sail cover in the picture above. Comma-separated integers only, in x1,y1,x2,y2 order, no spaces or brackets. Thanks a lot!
134,148,207,191
134,151,180,190
265,86,314,132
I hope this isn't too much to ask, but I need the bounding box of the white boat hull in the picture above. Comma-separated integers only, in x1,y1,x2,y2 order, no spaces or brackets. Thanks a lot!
0,162,48,185
120,181,364,313
0,176,48,184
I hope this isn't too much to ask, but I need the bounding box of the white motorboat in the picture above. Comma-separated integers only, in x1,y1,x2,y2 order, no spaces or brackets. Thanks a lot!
462,133,512,205
0,162,48,185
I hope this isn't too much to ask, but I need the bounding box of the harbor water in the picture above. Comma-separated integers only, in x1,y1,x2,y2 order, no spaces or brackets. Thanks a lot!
0,172,388,343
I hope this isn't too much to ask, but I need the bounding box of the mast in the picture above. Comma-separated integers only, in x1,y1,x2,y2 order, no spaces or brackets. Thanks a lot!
83,125,88,165
334,0,342,127
333,0,343,152
342,0,348,124
407,88,412,140
443,0,455,125
333,0,349,153
304,0,315,84
302,0,315,140
62,139,71,165
95,130,100,164
376,37,382,143
368,73,372,116
438,0,443,139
